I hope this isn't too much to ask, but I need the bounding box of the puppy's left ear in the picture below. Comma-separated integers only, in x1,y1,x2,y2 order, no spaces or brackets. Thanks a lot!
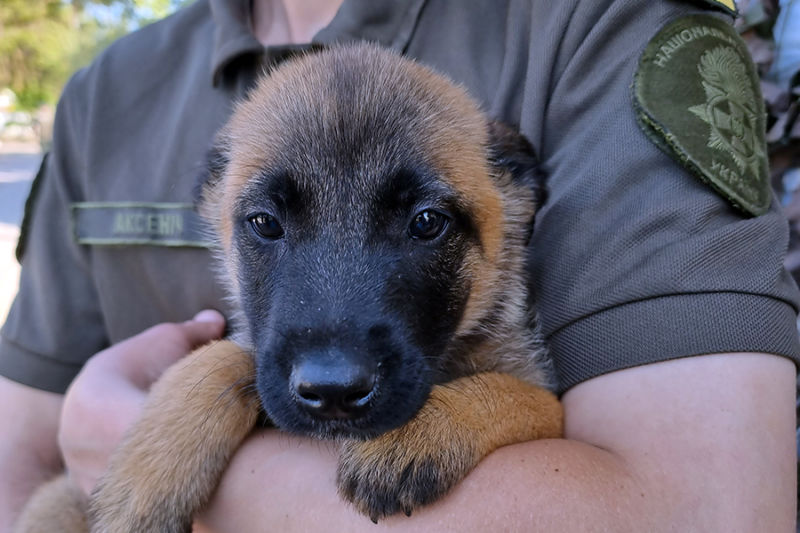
194,135,231,223
487,120,547,212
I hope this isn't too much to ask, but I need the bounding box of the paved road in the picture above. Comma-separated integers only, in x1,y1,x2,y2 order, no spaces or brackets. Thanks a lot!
0,149,40,223
0,142,41,323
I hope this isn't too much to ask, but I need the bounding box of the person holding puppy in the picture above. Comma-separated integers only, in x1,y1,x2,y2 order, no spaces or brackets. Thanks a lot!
1,0,797,531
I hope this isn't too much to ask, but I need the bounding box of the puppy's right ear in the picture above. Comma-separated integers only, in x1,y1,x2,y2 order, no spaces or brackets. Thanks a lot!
195,135,230,222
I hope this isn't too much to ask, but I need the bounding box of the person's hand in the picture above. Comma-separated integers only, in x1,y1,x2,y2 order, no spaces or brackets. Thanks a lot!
58,310,226,495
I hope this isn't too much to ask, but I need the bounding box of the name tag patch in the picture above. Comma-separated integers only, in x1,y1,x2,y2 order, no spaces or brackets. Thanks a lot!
634,15,769,216
72,203,212,248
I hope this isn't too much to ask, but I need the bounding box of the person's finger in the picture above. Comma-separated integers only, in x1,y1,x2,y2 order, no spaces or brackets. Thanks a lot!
133,310,227,384
99,310,226,388
181,309,227,346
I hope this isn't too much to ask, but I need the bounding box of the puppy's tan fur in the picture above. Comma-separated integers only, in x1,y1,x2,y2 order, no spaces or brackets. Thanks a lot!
17,45,563,532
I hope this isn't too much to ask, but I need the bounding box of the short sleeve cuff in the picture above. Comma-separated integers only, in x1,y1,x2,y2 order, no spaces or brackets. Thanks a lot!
0,335,83,394
550,292,800,394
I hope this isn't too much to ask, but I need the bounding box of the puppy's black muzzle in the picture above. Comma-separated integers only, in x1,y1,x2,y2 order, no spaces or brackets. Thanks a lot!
255,318,431,440
290,348,378,420
248,245,437,439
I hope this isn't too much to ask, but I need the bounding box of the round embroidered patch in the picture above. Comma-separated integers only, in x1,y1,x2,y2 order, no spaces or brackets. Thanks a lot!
634,15,770,217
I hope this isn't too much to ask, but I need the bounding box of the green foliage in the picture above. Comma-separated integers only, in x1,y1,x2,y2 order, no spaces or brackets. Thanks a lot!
0,0,191,110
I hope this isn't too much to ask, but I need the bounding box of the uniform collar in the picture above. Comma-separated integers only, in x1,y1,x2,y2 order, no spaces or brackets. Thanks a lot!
209,0,427,85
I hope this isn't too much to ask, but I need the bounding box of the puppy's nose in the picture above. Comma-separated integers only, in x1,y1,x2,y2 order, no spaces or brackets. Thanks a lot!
290,354,377,419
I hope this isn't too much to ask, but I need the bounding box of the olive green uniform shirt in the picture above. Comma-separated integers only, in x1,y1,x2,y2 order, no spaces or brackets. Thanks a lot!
2,0,798,394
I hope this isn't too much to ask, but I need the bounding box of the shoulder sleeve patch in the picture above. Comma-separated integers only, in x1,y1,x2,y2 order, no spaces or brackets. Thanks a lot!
634,14,769,217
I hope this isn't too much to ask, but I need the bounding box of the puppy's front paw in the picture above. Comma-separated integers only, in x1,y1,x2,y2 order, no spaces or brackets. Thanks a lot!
336,373,564,522
336,405,478,522
89,495,190,533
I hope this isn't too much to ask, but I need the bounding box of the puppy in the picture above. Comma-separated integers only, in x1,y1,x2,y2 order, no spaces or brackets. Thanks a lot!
16,44,563,533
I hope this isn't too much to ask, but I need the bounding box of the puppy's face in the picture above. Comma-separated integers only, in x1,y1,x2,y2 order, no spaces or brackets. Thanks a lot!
201,46,541,440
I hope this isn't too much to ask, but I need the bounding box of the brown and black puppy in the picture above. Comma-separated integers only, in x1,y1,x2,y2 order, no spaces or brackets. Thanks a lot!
16,44,562,533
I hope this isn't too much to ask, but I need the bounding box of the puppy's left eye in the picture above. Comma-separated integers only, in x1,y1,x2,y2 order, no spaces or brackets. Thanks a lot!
249,213,284,240
408,209,450,240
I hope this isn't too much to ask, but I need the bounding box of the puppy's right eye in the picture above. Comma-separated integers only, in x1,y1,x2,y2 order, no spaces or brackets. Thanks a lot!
408,209,449,240
248,213,284,240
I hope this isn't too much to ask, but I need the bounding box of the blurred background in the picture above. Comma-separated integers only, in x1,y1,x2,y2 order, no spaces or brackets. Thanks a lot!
0,0,798,326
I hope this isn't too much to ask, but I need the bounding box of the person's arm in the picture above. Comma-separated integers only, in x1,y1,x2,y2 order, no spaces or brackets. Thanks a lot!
0,377,62,532
193,352,795,532
1,311,226,533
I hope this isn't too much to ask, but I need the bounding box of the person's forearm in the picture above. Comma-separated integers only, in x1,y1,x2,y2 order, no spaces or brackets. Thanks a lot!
0,376,63,532
196,432,655,532
196,355,797,533
0,458,62,533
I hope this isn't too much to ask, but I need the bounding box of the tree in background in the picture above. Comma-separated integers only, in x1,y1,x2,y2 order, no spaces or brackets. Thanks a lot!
0,0,190,111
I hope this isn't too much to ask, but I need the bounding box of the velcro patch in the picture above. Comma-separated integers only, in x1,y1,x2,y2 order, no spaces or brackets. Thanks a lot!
72,203,212,247
634,15,769,216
